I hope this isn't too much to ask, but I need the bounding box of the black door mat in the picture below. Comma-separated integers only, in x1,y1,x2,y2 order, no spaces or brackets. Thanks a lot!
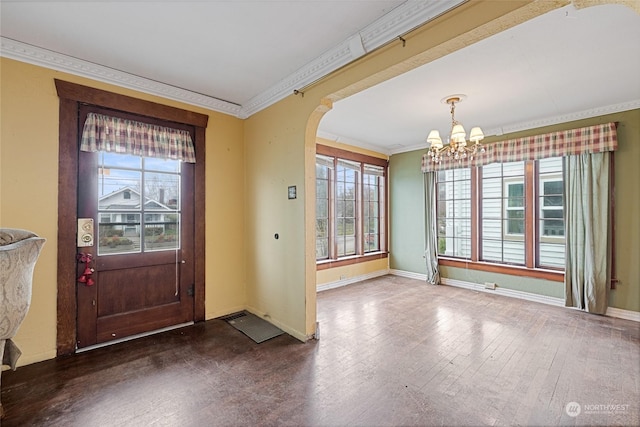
220,311,284,343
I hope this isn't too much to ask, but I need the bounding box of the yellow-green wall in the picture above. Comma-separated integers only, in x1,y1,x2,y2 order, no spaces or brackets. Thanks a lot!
0,57,246,365
4,0,610,366
242,0,542,340
317,258,389,287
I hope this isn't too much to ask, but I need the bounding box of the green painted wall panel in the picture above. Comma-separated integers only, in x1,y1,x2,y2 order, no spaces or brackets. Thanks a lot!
389,151,427,274
389,109,640,313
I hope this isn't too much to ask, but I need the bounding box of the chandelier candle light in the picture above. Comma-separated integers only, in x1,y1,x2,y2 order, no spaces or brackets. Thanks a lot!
427,95,485,163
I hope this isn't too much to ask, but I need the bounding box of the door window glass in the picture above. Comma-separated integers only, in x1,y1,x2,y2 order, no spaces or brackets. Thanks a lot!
97,152,181,255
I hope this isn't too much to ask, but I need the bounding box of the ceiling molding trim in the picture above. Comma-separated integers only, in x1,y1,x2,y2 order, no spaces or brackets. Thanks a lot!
385,99,640,156
316,130,393,156
359,0,463,51
238,0,466,119
0,37,242,117
1,1,465,120
486,99,640,136
389,143,430,156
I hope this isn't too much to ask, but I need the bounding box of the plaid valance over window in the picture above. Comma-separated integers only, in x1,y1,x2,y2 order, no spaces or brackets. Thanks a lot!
421,122,617,172
80,112,196,163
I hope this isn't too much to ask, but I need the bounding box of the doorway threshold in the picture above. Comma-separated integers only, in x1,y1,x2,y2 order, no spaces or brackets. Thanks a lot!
76,321,194,353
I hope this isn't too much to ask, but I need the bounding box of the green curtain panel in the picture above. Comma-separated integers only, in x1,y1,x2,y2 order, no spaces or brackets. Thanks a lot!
564,152,611,314
423,172,440,285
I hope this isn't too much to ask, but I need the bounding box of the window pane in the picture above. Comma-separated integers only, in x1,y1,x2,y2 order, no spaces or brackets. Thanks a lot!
454,219,471,238
453,200,469,218
363,171,381,254
503,240,525,264
507,183,524,207
98,169,141,208
316,218,328,239
145,157,181,173
144,214,179,252
482,162,502,178
100,152,141,169
144,172,180,210
539,242,565,267
539,156,563,173
437,183,448,201
316,240,329,259
480,161,524,265
98,213,141,255
503,161,524,177
344,218,355,236
454,238,471,258
454,168,470,180
315,159,331,261
506,217,524,235
316,164,328,179
482,178,502,198
98,151,183,255
538,159,565,268
316,180,328,199
482,198,502,219
542,219,564,236
316,200,328,221
435,168,471,259
345,200,355,217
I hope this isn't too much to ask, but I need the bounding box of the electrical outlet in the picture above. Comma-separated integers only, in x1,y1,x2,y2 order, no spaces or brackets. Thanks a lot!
340,275,347,280
484,282,496,290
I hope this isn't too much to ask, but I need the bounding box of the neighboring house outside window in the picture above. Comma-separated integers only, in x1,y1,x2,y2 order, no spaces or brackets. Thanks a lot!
436,157,565,272
316,145,387,267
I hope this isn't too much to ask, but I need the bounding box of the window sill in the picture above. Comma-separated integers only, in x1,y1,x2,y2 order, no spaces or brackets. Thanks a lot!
317,252,388,270
438,257,564,282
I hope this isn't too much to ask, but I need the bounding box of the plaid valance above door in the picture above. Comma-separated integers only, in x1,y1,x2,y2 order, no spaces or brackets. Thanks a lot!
80,112,196,163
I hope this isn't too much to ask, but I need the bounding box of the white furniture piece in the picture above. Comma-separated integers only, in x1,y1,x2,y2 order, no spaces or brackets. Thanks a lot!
0,228,45,418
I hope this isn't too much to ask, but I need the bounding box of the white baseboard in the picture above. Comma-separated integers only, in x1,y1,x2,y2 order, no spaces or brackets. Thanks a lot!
389,270,639,322
388,269,427,281
606,307,640,322
440,277,565,307
317,269,390,292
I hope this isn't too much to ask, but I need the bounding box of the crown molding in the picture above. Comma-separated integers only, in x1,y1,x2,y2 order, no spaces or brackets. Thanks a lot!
316,130,393,156
1,1,465,120
1,37,242,117
382,99,640,156
238,0,466,118
485,99,640,136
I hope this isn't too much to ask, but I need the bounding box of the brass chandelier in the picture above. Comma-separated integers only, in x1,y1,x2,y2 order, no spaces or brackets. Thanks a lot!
426,96,485,163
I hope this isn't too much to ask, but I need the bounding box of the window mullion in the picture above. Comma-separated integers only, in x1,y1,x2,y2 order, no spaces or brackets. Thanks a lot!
357,166,363,255
330,158,337,260
471,166,479,262
525,160,536,268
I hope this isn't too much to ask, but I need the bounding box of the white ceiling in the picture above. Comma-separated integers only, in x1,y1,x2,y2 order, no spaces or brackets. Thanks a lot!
2,1,639,155
319,3,640,154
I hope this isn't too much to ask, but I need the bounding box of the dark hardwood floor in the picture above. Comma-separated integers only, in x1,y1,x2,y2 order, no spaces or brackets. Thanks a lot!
2,275,639,426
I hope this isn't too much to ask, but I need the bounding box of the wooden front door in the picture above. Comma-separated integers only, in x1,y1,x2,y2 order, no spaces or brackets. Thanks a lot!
76,107,195,348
